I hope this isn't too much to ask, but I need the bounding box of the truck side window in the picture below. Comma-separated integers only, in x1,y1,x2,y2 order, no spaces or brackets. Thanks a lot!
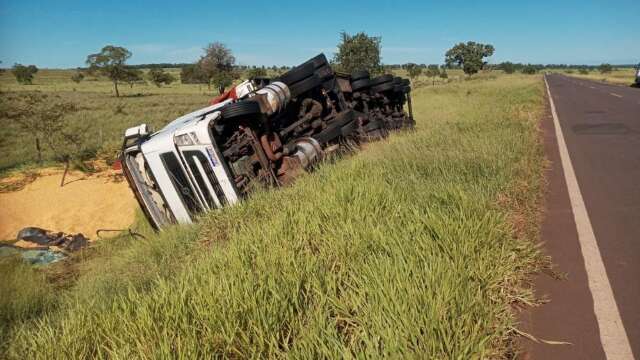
160,152,201,215
183,150,227,207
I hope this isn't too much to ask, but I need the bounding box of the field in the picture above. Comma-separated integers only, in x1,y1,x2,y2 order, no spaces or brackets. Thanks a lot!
0,71,546,358
0,68,211,173
555,67,637,85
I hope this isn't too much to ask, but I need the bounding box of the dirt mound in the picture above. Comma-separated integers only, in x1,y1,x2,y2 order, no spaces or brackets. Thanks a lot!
0,169,137,241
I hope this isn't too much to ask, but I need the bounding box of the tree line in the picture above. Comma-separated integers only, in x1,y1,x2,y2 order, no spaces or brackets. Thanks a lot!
4,33,627,96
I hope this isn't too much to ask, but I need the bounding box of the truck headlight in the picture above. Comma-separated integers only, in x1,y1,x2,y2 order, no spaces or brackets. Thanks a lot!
174,133,194,146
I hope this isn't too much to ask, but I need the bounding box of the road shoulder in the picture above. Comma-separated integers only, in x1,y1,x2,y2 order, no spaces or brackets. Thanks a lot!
519,82,606,359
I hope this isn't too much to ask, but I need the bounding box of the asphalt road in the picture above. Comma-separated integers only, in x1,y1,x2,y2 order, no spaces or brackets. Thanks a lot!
524,74,639,359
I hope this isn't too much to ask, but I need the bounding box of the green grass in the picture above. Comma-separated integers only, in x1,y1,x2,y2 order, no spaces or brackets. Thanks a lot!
1,73,545,358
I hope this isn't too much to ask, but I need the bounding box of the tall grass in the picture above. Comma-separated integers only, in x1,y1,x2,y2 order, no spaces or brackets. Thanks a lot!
1,74,545,358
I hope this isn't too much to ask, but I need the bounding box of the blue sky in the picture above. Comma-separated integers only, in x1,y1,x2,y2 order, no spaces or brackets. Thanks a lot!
0,0,638,68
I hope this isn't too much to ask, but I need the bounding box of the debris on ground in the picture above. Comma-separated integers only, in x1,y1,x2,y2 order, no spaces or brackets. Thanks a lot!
15,227,89,252
0,227,91,266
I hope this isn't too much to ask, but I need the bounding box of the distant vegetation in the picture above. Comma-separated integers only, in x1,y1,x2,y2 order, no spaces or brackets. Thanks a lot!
406,63,422,79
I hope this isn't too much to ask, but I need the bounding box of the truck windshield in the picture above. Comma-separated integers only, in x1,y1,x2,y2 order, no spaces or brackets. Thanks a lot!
159,152,201,216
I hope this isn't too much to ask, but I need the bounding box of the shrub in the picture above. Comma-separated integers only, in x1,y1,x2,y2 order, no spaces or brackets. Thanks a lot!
148,68,175,87
521,65,538,75
598,63,612,74
71,72,85,83
11,64,38,85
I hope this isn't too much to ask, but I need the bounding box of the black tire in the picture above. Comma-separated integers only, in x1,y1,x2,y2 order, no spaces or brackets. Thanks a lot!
363,119,383,132
322,78,336,91
340,119,359,137
351,70,370,81
290,74,322,98
371,82,395,93
302,54,328,69
393,77,402,85
221,100,263,120
279,63,315,85
393,85,403,93
403,85,411,93
316,64,334,80
370,74,394,86
351,78,371,91
402,79,410,86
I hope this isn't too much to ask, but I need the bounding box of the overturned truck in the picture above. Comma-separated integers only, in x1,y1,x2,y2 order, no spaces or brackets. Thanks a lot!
121,54,414,229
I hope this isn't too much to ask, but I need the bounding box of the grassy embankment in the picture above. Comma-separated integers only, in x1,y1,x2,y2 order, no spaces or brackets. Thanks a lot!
556,67,637,85
1,73,545,358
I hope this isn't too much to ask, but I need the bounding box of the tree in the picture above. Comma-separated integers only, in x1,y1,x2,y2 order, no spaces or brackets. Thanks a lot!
578,67,589,75
148,68,175,87
333,31,382,74
198,42,236,94
499,61,516,74
598,63,612,74
246,67,267,79
445,41,495,75
406,63,422,80
86,45,132,97
180,64,208,84
425,64,440,85
71,72,85,83
12,64,39,84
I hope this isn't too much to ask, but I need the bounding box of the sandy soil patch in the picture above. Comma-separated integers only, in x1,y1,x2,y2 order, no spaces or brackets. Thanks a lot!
0,169,137,240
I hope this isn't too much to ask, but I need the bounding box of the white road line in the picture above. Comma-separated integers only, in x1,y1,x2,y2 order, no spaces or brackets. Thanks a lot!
610,92,623,98
545,76,634,360
590,86,596,89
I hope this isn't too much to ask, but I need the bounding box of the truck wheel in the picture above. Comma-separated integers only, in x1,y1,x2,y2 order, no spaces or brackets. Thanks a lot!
315,65,334,80
290,74,322,98
351,79,371,91
221,101,263,120
351,70,370,81
370,74,394,86
279,63,315,85
371,82,395,93
303,54,329,69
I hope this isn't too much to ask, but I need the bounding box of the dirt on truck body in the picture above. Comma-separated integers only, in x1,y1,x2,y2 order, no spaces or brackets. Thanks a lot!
121,54,414,229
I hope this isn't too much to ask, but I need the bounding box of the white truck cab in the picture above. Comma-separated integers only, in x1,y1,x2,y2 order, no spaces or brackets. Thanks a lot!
122,99,241,228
